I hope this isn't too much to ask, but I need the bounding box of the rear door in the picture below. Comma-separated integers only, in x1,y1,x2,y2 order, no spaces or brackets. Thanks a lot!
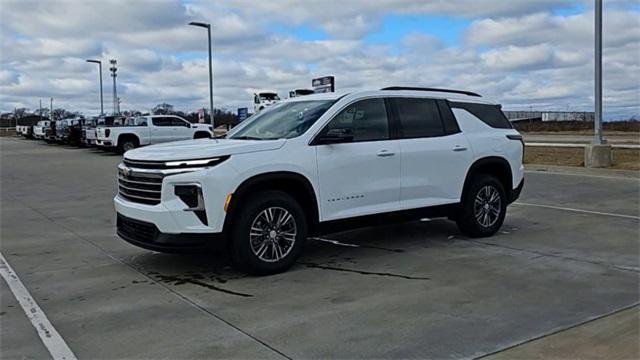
314,97,401,220
390,97,473,208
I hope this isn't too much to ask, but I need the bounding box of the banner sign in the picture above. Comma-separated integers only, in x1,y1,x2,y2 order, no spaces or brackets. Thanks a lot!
312,76,335,93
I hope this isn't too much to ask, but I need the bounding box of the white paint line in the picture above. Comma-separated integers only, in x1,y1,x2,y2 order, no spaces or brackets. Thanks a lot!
0,252,77,360
526,142,640,149
309,237,361,247
513,202,640,220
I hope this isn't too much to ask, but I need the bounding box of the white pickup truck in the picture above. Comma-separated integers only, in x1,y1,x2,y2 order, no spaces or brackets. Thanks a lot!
96,115,212,153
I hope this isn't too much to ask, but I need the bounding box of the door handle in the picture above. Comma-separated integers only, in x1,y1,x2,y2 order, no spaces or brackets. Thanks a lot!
452,145,468,152
377,150,395,157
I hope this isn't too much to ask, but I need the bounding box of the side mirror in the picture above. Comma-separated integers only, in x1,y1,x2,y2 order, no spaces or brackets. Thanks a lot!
317,128,354,144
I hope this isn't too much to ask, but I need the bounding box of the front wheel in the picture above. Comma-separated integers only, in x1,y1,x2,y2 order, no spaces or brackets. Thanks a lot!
230,191,307,275
117,139,137,154
456,175,507,238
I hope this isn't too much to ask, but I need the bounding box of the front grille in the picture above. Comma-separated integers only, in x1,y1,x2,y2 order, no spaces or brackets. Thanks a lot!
117,213,158,243
118,167,164,205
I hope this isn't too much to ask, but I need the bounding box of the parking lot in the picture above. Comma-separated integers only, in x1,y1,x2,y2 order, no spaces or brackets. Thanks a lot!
1,137,639,358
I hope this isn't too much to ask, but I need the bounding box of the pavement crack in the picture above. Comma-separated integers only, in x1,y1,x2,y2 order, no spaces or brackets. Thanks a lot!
154,275,253,297
299,262,430,280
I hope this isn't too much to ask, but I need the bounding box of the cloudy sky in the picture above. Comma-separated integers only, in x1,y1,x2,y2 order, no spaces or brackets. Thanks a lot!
1,0,638,119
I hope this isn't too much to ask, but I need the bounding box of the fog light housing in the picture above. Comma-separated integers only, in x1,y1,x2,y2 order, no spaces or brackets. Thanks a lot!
174,184,208,225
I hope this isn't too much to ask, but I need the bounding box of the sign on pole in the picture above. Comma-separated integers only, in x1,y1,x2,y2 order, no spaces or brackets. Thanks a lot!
197,108,205,123
237,107,248,122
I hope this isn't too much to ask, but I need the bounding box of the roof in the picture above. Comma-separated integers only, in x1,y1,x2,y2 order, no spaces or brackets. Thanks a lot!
284,89,498,105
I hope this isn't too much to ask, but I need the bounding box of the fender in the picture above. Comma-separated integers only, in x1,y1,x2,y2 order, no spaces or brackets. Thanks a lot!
224,171,320,233
116,133,140,147
461,156,513,200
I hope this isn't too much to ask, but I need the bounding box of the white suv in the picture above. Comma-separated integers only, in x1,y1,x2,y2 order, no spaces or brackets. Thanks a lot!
115,87,524,274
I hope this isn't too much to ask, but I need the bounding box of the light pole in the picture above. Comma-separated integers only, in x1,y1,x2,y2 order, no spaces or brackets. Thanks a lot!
50,98,53,121
86,59,104,115
109,59,118,115
586,0,611,167
189,21,216,137
594,0,603,144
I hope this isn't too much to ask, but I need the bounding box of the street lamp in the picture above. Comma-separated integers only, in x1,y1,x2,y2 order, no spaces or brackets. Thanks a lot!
86,59,104,115
189,21,215,136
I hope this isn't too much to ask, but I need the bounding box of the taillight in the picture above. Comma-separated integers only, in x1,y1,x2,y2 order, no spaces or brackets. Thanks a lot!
105,129,110,137
506,134,525,163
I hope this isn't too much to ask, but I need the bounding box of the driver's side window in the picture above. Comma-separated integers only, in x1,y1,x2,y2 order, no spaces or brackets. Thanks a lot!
325,98,389,142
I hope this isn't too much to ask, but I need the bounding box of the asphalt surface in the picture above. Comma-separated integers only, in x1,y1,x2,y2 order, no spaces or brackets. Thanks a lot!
1,137,639,359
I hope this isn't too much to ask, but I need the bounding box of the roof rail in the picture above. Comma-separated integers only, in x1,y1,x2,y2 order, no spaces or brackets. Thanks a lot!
381,86,482,97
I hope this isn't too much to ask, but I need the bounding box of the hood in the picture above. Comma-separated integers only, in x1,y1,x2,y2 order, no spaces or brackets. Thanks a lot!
124,138,286,161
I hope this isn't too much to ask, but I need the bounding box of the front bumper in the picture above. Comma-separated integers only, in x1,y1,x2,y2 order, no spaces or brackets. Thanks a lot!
96,139,113,147
116,213,224,253
508,179,524,204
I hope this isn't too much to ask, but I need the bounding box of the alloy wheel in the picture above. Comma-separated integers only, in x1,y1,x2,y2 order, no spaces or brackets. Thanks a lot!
249,207,297,262
474,185,502,228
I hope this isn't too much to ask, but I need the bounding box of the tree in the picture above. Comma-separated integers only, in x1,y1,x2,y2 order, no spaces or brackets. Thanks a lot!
13,108,29,119
152,103,175,115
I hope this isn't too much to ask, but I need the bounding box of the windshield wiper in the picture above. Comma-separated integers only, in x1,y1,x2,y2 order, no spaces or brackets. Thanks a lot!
233,136,263,140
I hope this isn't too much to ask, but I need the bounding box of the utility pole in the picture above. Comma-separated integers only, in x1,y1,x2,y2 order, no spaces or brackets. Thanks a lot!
50,98,53,121
39,100,42,121
109,59,118,115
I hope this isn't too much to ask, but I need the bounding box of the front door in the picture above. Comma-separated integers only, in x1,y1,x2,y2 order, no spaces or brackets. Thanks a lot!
151,117,173,143
314,98,401,221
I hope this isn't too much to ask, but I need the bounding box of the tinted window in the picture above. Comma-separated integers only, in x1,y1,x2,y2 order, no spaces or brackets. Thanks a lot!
450,102,512,129
325,98,389,142
437,100,461,135
392,98,443,138
170,117,190,127
152,118,172,126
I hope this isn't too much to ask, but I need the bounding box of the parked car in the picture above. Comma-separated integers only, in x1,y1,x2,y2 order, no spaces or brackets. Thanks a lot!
288,89,315,98
253,92,280,113
44,121,58,143
61,118,85,146
96,115,212,153
114,87,525,275
80,118,98,147
33,120,50,140
55,118,81,144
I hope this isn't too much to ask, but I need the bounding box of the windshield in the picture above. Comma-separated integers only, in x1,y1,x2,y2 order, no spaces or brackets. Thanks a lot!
260,93,280,101
228,100,334,140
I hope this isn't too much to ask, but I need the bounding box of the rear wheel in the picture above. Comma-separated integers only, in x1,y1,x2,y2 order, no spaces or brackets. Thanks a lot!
230,191,307,275
456,175,507,237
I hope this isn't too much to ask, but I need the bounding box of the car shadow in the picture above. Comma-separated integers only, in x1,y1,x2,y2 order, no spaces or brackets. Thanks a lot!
125,219,463,290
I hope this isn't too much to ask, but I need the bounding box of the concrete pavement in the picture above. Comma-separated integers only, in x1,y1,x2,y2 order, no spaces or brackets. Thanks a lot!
1,137,638,359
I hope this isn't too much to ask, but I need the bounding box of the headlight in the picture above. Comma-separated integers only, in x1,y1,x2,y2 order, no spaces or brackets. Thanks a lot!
164,156,229,168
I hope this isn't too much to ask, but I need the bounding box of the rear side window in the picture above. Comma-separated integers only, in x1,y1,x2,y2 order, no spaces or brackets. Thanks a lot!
450,102,512,129
437,100,461,135
152,118,171,126
391,98,444,138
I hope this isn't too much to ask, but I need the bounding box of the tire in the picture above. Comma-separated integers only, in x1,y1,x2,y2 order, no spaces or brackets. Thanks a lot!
456,175,507,238
117,138,137,154
230,191,307,275
194,132,210,139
